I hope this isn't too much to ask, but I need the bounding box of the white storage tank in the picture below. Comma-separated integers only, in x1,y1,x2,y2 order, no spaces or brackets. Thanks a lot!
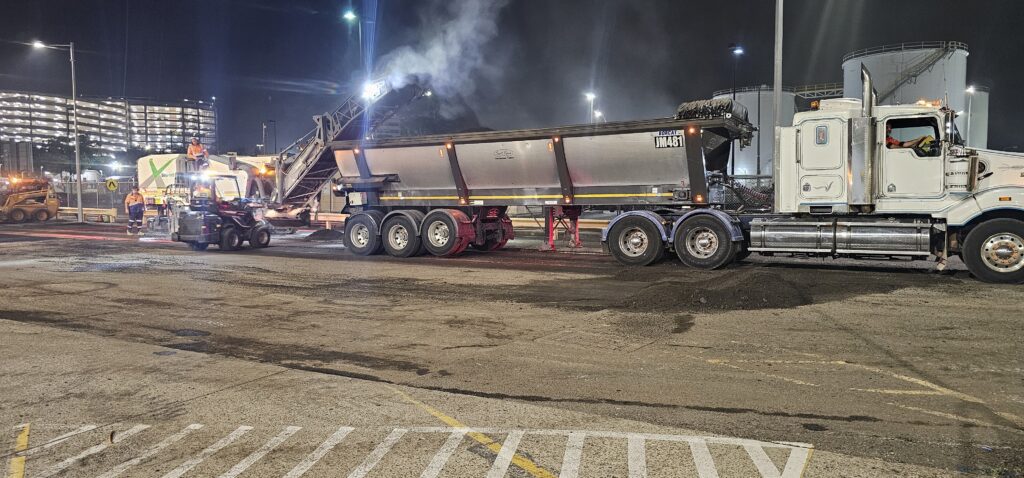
842,41,969,129
964,85,989,148
713,86,797,177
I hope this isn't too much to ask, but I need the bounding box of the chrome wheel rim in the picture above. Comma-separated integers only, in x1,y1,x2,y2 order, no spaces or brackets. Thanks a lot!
685,227,719,259
427,221,450,248
350,224,370,248
981,232,1024,273
388,224,410,250
618,227,649,257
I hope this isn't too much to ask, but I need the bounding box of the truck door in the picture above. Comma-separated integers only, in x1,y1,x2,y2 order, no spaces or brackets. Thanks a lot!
880,116,944,198
797,118,846,202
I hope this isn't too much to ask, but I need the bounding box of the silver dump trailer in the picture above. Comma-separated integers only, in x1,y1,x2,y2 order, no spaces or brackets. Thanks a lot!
330,100,754,262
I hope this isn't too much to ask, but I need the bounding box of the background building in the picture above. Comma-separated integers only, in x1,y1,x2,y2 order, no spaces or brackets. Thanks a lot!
0,90,216,174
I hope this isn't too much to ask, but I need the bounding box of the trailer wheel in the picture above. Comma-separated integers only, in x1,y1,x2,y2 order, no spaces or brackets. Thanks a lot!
33,209,50,222
189,242,209,252
422,211,466,257
607,216,665,266
962,219,1024,284
382,215,422,258
250,226,271,248
219,227,242,251
674,216,737,269
9,209,27,223
344,213,384,256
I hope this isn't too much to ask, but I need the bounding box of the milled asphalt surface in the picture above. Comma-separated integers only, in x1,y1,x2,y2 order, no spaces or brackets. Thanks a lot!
0,221,1022,477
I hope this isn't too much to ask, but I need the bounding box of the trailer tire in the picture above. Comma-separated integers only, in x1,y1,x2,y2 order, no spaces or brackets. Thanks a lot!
344,212,384,256
250,226,271,248
674,216,737,269
422,210,467,257
382,214,423,258
189,242,209,252
962,218,1024,284
607,216,665,266
219,227,242,251
9,209,27,223
33,209,50,222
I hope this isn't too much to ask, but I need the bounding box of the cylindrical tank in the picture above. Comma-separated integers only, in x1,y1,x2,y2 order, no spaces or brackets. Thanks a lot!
965,86,989,148
842,42,969,129
712,86,796,177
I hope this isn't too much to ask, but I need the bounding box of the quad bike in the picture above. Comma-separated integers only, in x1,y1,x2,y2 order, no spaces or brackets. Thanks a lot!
170,173,271,251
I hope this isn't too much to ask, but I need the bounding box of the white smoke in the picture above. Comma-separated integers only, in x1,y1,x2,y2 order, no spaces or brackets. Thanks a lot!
379,0,510,98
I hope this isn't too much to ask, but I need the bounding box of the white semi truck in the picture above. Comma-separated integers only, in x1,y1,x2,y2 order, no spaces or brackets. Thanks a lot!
323,69,1023,283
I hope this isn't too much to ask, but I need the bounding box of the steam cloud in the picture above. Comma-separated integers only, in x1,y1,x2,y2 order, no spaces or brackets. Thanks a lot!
379,0,510,98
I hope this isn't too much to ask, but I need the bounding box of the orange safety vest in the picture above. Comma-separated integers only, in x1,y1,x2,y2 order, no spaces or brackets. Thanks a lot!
124,192,146,207
187,143,208,159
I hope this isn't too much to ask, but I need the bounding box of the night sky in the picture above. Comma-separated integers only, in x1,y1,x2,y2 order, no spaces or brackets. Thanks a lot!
2,0,1023,152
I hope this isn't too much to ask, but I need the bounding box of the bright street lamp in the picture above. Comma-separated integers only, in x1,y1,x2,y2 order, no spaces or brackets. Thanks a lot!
343,9,364,69
584,92,596,124
33,39,83,222
342,10,357,22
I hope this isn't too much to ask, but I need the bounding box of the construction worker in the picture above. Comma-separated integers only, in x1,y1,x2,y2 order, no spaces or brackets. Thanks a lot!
186,137,209,171
124,186,147,235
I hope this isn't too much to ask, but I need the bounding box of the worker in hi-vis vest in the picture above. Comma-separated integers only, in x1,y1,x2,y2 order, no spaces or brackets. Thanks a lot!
124,186,147,236
186,137,209,171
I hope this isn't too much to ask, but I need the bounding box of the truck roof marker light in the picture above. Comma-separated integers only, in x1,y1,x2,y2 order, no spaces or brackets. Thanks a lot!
564,196,572,203
459,198,467,205
446,143,453,149
553,136,560,142
694,193,704,203
353,148,360,154
688,126,698,135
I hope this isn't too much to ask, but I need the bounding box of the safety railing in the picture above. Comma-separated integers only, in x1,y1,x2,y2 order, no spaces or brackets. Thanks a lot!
842,41,968,63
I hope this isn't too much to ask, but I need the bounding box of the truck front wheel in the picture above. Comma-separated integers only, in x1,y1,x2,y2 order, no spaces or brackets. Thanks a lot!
963,219,1024,284
674,216,737,269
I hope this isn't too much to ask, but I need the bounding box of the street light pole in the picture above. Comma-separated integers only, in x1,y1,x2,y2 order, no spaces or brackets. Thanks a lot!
728,44,744,177
771,0,784,185
69,42,83,222
965,86,975,146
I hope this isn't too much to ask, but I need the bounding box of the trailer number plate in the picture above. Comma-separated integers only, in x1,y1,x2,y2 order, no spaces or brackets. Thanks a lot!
654,131,684,149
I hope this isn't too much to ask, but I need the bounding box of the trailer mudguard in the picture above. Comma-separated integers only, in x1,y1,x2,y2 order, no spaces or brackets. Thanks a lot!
601,211,669,243
382,209,426,236
669,209,744,243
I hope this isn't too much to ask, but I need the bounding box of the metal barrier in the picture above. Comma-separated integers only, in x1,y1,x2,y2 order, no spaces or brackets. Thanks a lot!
57,207,118,222
53,179,139,217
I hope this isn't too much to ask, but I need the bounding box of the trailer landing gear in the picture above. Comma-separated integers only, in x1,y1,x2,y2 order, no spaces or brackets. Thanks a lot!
541,206,583,252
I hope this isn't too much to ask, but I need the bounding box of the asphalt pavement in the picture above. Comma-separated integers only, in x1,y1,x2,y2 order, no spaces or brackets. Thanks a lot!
0,221,1021,477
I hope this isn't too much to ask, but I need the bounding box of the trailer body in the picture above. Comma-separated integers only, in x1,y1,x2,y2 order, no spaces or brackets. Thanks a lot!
329,71,1024,283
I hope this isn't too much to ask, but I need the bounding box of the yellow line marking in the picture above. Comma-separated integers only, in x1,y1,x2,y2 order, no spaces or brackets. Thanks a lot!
386,386,557,478
6,423,29,478
845,363,985,403
849,388,944,396
889,403,1024,435
380,196,460,201
575,193,674,198
701,358,819,387
470,194,563,200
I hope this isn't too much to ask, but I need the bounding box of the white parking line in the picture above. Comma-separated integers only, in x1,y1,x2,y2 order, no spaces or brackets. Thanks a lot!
160,425,252,478
420,429,466,478
98,424,204,478
627,434,647,478
283,426,354,478
484,429,524,478
689,439,720,478
346,427,408,478
218,425,301,478
558,431,586,478
37,424,149,478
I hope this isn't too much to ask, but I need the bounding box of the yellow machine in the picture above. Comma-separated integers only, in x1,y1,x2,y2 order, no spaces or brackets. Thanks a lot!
1,178,60,223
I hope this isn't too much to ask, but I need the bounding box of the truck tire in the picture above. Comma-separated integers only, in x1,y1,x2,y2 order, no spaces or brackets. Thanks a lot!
34,209,50,222
219,227,242,251
344,213,384,256
607,216,665,266
422,210,467,257
962,219,1024,284
382,214,422,257
9,209,27,223
674,216,737,269
250,226,271,248
189,242,209,252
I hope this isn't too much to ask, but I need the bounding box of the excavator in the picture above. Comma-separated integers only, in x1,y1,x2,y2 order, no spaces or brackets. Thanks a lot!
0,177,60,223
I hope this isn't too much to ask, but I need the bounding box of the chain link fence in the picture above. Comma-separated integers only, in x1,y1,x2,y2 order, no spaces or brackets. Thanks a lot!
54,179,139,217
